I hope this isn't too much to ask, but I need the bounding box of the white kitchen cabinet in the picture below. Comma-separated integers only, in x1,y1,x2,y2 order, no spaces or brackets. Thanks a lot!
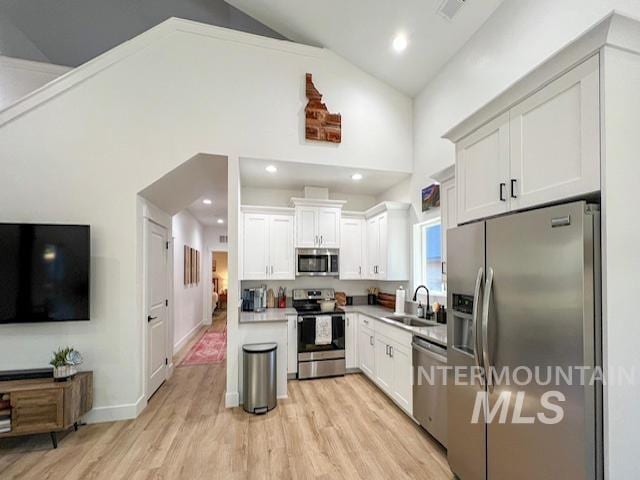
287,314,297,375
364,203,409,281
390,342,412,414
440,176,457,277
374,335,394,392
509,55,600,211
456,112,510,224
358,318,375,377
242,213,270,280
292,199,345,249
316,207,341,248
241,208,294,280
345,313,358,369
269,215,295,279
340,217,365,279
452,56,601,224
295,206,317,248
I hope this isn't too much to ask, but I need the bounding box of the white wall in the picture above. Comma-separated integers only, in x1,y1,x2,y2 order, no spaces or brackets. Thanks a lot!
0,56,71,111
172,210,205,352
413,0,640,177
241,186,378,211
0,18,411,420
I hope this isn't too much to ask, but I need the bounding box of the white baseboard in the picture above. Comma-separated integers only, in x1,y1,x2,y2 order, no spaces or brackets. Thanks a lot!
83,394,146,423
173,321,204,353
225,391,239,408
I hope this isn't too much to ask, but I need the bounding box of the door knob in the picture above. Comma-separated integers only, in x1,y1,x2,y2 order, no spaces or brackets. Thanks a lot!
147,315,157,322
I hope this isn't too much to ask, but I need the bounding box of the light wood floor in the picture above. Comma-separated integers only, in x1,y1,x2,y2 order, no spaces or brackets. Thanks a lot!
0,312,452,479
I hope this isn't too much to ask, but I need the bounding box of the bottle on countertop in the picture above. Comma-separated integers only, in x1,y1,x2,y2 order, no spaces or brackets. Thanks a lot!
416,302,425,318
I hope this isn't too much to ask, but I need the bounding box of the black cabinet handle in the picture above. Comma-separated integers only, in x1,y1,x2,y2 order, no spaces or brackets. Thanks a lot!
510,179,518,198
499,183,506,202
147,315,158,322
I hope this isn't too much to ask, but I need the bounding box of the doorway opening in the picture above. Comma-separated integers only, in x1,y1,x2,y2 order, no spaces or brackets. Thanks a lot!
211,251,228,327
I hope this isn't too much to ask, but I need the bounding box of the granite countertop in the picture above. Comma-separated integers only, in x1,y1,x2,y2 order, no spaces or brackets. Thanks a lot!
342,305,448,348
239,308,297,324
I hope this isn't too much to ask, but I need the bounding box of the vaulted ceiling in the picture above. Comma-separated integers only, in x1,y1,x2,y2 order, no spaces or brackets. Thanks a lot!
225,0,506,96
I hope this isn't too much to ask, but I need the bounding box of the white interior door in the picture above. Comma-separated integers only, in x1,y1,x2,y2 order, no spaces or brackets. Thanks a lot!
269,215,294,279
147,221,168,399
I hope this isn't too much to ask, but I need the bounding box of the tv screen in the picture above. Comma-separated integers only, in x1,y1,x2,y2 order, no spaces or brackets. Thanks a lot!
0,224,90,324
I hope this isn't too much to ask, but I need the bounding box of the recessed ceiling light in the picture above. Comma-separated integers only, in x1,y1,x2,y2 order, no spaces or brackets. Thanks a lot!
202,199,212,205
217,219,224,224
265,165,278,173
351,173,363,181
392,33,408,53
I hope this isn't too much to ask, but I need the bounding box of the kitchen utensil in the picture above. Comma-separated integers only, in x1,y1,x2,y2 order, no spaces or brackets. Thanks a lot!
319,299,336,312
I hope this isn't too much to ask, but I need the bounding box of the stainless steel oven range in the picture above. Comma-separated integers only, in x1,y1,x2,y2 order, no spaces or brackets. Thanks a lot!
293,288,346,379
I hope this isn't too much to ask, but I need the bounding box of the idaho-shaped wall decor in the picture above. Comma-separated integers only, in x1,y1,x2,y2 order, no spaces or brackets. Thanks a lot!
304,73,341,143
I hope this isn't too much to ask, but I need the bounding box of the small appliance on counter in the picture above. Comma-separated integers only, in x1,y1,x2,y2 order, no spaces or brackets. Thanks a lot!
241,286,267,312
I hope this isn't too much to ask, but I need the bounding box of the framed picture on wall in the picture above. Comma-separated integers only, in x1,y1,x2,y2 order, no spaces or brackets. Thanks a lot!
184,245,191,285
191,248,197,284
422,183,440,211
196,250,200,283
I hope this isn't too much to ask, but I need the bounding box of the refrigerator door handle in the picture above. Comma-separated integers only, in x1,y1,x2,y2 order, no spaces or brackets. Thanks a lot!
482,267,494,391
471,267,484,376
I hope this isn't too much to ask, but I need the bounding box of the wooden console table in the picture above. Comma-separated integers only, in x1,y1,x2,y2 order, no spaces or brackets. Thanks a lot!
0,371,93,448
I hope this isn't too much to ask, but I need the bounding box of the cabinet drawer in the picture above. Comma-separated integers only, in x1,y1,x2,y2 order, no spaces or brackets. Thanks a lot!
374,318,412,348
11,389,64,433
359,315,375,333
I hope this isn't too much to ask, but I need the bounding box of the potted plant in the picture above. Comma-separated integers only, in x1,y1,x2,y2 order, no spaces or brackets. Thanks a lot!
50,347,83,381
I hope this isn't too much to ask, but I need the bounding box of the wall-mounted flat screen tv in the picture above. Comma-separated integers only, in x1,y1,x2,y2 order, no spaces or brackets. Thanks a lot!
0,224,90,324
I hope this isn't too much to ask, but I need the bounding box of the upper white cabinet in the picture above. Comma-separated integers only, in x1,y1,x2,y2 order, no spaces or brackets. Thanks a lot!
241,207,294,280
364,203,409,281
340,216,366,279
456,112,510,224
451,55,601,224
435,167,457,278
509,55,600,210
292,198,344,248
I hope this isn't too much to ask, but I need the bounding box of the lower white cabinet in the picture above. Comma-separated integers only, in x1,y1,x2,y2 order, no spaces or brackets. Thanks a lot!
345,313,358,369
358,317,375,377
287,315,297,374
357,314,413,416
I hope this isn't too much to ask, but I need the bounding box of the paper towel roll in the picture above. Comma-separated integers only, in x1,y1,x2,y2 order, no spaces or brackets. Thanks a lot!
395,286,405,314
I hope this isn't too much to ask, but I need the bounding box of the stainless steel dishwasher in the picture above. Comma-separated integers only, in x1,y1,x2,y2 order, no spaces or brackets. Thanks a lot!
412,336,447,447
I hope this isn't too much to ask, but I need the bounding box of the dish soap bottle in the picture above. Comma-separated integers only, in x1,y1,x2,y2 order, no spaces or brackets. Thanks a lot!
416,302,424,318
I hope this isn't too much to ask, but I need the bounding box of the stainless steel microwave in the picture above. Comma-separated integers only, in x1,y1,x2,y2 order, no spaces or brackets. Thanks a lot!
296,249,339,277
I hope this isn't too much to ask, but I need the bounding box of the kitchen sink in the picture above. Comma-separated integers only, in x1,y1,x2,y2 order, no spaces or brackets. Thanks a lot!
383,314,435,328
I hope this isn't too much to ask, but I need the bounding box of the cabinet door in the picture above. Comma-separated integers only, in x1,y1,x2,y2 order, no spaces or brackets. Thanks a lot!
317,207,341,248
391,343,412,415
456,112,510,223
358,324,375,378
287,315,298,374
11,389,64,434
242,213,269,279
269,215,294,280
295,207,317,248
339,218,363,279
376,213,388,279
366,217,379,278
374,336,393,393
509,55,600,210
441,178,456,277
345,313,358,369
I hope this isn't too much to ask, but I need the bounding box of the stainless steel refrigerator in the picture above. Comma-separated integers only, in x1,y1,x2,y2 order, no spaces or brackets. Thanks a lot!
446,200,602,480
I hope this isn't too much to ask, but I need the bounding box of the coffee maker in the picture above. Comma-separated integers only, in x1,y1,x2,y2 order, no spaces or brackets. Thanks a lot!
242,286,267,312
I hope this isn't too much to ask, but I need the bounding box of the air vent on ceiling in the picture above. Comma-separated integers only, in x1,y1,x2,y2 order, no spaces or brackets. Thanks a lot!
438,0,466,21
219,235,228,244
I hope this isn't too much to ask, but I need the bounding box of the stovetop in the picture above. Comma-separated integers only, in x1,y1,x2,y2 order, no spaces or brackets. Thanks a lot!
294,306,345,316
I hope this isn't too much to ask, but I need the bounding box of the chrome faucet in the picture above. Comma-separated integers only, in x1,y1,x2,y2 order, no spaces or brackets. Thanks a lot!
412,285,432,318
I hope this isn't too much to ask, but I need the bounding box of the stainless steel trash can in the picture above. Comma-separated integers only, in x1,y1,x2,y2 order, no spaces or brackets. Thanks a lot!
242,343,277,414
